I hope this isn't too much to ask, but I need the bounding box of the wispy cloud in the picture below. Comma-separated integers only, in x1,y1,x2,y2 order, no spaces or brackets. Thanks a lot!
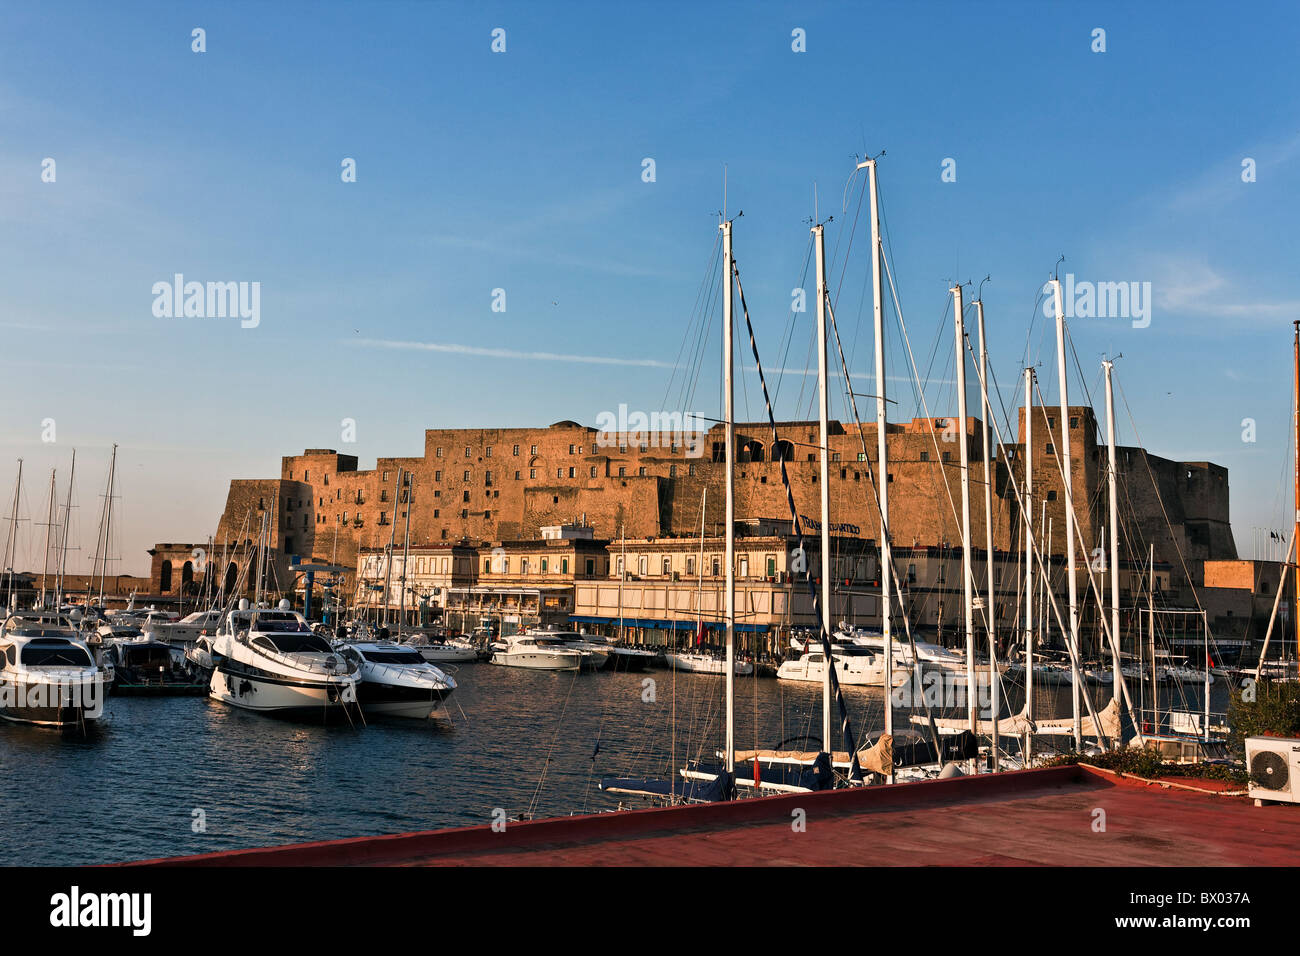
352,338,675,368
1150,258,1300,325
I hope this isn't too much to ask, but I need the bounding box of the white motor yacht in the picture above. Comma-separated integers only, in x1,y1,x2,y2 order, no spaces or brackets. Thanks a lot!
666,651,754,676
527,627,610,670
0,612,110,726
143,608,223,645
209,601,361,718
400,630,479,663
490,633,586,671
335,641,457,719
777,644,907,687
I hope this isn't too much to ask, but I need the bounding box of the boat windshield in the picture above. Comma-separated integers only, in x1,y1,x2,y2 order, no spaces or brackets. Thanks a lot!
260,633,333,655
122,645,171,666
361,649,426,665
21,642,93,667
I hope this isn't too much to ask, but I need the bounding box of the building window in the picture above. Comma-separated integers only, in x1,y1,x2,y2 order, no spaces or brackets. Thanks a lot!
712,558,720,576
541,558,548,573
530,468,537,479
638,556,648,576
557,467,563,478
638,466,646,477
531,444,538,455
562,557,569,574
1069,416,1078,428
463,491,470,502
920,451,930,462
662,557,671,575
434,509,439,518
1046,443,1055,455
942,452,951,462
831,452,841,462
463,470,470,480
486,446,493,457
485,470,492,482
436,447,443,458
689,464,696,476
522,557,529,574
569,444,575,454
435,470,442,481
687,556,695,574
585,558,595,576
513,444,520,456
465,446,471,457
383,471,389,481
590,465,598,478
670,464,677,477
618,466,626,477
568,467,575,478
767,556,776,576
515,470,521,479
1047,490,1057,501
484,558,491,573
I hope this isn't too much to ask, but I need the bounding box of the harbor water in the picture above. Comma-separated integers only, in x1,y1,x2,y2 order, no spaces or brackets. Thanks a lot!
0,663,1229,865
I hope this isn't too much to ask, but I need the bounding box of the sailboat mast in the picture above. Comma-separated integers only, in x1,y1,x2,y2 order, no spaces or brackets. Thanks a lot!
399,475,413,632
951,285,977,738
3,460,22,613
1023,369,1035,765
56,450,75,608
98,444,117,608
40,469,56,609
722,216,736,775
975,297,998,770
1050,279,1082,749
865,158,892,765
1104,360,1122,706
382,467,402,628
1284,321,1294,665
813,220,833,750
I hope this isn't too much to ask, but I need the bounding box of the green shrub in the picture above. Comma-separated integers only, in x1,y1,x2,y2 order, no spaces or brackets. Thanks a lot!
1227,677,1300,753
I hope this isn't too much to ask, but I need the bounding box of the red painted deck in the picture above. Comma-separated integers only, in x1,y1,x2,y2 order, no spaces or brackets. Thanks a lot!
123,765,1300,867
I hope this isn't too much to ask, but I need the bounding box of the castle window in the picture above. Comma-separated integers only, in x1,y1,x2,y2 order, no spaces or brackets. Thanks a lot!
530,468,537,479
857,453,867,462
568,467,576,478
618,467,626,477
1046,444,1055,455
383,471,389,481
689,464,696,476
434,509,439,518
920,451,930,462
435,470,442,481
513,444,520,456
557,468,563,478
638,467,646,477
591,465,598,478
1069,417,1078,428
463,491,470,502
541,558,549,573
463,470,470,480
662,557,670,575
530,444,538,455
670,465,677,477
465,446,471,457
486,446,493,458
585,558,595,576
831,452,841,462
569,444,575,454
1047,490,1057,501
515,471,521,480
436,447,443,458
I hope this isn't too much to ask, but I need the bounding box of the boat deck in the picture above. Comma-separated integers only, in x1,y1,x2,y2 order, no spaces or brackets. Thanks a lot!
123,764,1300,867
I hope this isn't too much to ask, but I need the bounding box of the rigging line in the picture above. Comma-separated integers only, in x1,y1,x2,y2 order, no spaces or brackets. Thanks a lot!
825,293,943,754
1114,375,1210,616
661,233,719,413
526,664,582,819
772,236,816,410
677,240,723,417
732,255,864,782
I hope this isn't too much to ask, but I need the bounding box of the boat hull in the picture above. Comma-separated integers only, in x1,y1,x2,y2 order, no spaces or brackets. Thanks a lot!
0,674,106,727
356,679,453,719
490,651,581,671
209,662,359,718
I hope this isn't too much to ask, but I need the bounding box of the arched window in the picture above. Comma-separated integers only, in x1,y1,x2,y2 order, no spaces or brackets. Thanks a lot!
159,560,173,592
772,440,795,462
739,440,765,463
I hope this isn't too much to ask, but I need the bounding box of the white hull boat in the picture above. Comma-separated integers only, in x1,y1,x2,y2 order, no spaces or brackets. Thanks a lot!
209,604,360,719
667,652,754,675
336,641,456,719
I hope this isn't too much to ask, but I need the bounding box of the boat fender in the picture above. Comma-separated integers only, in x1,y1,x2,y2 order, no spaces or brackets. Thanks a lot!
938,762,964,778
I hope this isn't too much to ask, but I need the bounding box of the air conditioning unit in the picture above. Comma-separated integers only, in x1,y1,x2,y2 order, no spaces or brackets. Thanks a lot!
1246,736,1300,805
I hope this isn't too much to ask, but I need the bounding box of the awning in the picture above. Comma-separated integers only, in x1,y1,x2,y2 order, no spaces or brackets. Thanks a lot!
568,615,769,633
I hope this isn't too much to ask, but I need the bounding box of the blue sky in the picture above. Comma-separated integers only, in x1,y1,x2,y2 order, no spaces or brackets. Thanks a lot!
1,0,1296,575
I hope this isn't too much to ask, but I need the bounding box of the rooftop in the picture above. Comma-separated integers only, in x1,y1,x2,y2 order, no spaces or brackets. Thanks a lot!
120,764,1300,868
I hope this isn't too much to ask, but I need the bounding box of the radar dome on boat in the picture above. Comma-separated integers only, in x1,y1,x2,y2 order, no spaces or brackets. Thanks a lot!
278,599,291,611
939,762,964,778
239,599,250,611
